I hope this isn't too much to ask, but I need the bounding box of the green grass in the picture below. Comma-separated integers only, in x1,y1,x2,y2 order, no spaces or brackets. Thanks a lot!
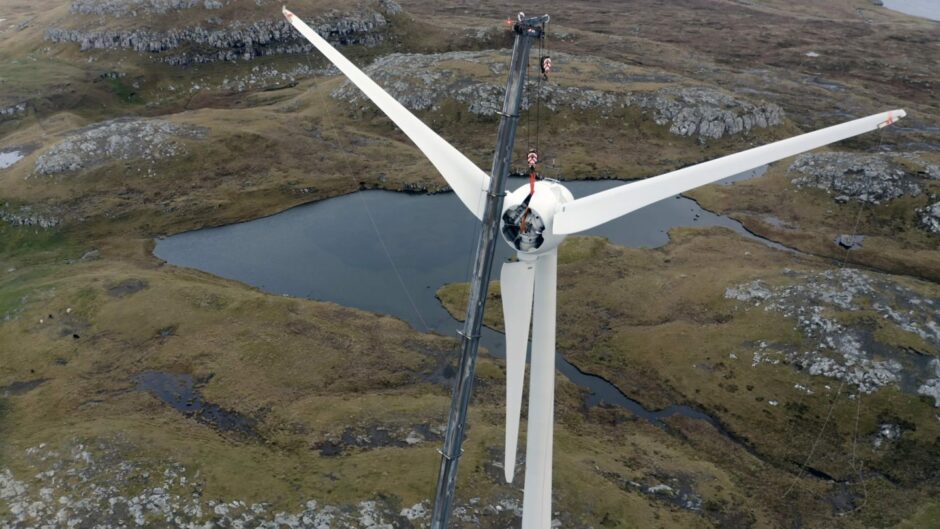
0,268,51,320
0,224,73,260
107,78,143,105
894,502,940,529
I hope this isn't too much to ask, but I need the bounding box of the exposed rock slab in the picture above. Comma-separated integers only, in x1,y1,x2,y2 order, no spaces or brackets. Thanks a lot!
0,440,540,529
162,62,335,95
918,200,940,234
33,118,208,177
919,359,940,407
46,1,398,65
332,50,783,141
788,152,937,204
632,86,783,140
725,268,939,396
0,102,28,121
0,204,61,228
835,234,865,250
70,0,225,17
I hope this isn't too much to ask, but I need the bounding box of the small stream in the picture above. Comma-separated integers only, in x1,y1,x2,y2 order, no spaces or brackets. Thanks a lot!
154,173,775,426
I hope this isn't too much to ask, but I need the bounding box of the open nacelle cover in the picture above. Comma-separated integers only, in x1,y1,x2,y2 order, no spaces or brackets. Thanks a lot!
502,205,546,252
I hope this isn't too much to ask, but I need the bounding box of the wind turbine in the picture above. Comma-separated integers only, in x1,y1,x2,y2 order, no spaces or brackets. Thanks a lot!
283,7,904,529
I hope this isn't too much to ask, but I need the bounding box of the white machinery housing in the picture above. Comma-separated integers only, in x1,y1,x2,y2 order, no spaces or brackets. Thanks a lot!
501,180,574,255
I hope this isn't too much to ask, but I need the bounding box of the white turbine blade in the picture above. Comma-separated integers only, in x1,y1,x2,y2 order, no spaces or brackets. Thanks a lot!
553,109,906,234
501,259,537,483
282,7,490,219
522,250,557,529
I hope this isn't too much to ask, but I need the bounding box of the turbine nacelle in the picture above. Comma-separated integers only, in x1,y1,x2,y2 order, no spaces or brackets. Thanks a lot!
500,180,574,256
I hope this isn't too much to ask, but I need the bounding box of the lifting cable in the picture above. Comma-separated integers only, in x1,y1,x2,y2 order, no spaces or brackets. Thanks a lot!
526,46,532,161
521,21,550,234
536,28,543,158
308,52,431,333
782,124,888,511
537,20,550,166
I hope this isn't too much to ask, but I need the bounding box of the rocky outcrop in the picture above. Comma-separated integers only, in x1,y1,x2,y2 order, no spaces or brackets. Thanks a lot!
0,205,60,229
0,440,544,529
46,2,396,65
70,0,224,17
788,152,937,204
725,268,939,395
375,0,402,16
333,50,783,141
33,118,208,176
920,359,940,407
918,200,940,234
213,62,326,93
334,51,612,115
835,234,865,250
69,0,403,18
0,102,28,121
630,86,783,140
333,51,491,111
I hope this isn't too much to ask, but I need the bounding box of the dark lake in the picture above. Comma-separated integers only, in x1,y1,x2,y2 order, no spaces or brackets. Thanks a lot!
155,173,772,334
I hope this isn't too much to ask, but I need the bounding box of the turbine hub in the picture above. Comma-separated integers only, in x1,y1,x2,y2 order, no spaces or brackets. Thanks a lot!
500,180,574,255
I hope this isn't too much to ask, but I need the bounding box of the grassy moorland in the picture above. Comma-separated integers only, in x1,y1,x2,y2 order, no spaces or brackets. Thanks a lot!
440,231,940,527
687,153,940,282
1,0,938,527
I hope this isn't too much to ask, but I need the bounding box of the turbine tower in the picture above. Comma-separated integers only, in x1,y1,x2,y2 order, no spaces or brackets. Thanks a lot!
283,7,904,528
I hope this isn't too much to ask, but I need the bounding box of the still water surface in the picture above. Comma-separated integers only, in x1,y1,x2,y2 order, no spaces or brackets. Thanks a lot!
0,150,23,169
882,0,940,21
